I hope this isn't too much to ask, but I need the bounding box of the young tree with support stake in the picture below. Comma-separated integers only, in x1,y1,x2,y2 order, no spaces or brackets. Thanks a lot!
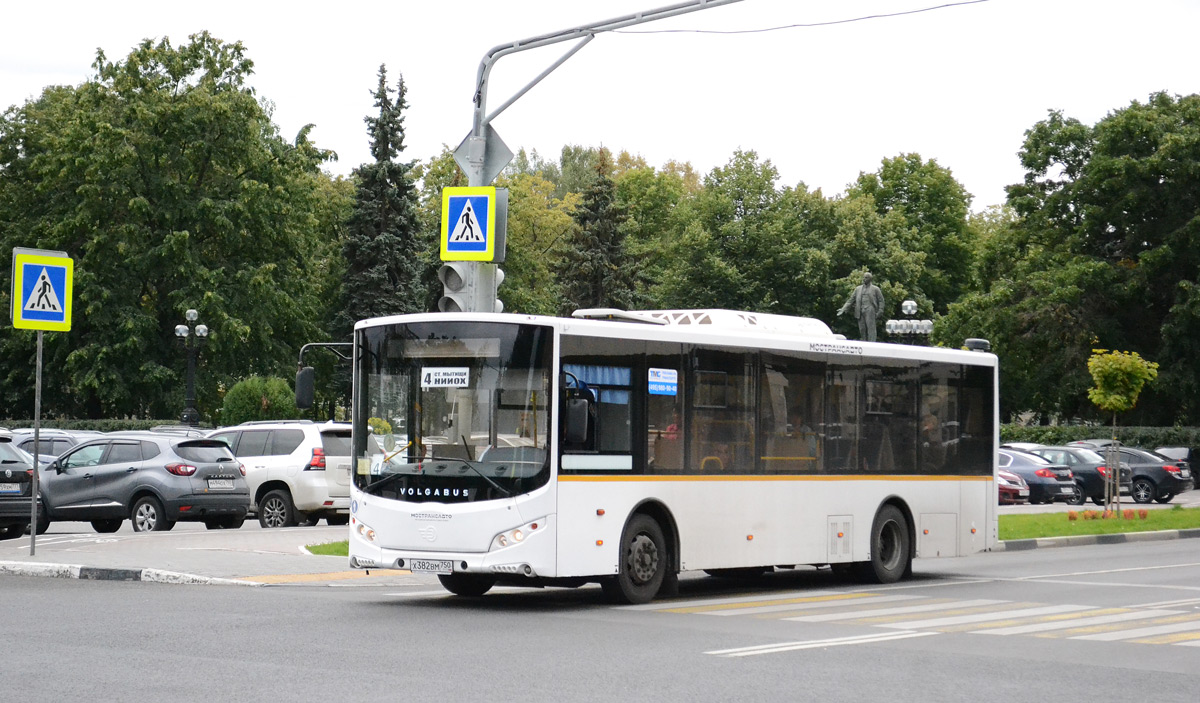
1087,350,1158,513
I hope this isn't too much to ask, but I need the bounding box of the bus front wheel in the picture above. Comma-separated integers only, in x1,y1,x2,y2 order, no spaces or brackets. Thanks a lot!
864,505,911,584
438,573,496,597
607,514,667,604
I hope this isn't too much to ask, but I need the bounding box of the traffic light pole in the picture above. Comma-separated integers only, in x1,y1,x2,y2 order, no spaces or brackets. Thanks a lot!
446,0,744,312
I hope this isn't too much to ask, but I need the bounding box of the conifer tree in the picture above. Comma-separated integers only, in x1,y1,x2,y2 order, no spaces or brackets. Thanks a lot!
559,149,639,314
334,65,424,338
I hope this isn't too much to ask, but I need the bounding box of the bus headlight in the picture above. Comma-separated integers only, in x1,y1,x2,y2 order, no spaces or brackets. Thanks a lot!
491,518,544,551
356,521,377,543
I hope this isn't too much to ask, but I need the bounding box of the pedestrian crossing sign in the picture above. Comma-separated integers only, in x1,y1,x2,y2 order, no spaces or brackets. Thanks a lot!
441,187,496,262
11,248,73,332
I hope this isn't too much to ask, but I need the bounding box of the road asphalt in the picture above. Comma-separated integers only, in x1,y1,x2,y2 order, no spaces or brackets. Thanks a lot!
2,494,1198,587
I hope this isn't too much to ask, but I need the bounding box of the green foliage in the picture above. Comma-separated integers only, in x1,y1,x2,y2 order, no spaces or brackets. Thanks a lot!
1087,350,1158,415
333,65,426,337
367,416,392,435
1000,423,1200,448
0,419,208,431
998,508,1200,541
0,32,334,422
220,376,299,425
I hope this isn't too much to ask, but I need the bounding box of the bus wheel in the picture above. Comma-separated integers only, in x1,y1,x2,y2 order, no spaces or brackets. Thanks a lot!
438,573,496,597
611,514,667,604
865,505,911,584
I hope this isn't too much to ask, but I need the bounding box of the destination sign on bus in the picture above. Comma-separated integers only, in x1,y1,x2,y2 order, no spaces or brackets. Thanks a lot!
421,367,470,388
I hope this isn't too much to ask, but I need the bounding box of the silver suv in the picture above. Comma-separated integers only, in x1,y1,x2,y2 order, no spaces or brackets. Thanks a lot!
207,420,352,528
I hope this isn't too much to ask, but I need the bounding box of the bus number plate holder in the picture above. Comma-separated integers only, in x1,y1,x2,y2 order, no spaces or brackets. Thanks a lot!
409,559,453,574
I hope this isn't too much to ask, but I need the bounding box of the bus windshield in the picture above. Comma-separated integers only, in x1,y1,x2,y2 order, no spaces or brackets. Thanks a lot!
354,320,553,503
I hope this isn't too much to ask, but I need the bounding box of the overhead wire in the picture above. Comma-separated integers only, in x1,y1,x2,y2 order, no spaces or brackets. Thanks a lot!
613,0,990,35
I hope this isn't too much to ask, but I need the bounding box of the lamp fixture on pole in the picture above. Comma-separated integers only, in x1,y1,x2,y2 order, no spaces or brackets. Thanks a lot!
885,300,933,345
174,309,209,426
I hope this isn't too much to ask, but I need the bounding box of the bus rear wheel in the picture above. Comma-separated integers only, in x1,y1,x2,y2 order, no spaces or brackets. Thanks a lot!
438,573,496,597
864,505,911,584
607,514,667,605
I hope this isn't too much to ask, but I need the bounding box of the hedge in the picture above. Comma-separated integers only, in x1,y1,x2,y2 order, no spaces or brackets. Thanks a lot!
0,419,208,432
1000,425,1200,449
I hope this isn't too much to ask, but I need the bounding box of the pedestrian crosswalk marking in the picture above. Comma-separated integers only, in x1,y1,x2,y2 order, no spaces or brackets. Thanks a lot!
722,594,922,618
786,599,1005,623
978,609,1180,636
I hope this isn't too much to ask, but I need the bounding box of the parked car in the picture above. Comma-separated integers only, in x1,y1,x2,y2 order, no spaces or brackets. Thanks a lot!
40,433,250,532
1026,446,1132,506
0,437,37,539
206,420,352,528
997,469,1030,505
1153,446,1196,471
998,448,1075,504
1001,442,1043,451
9,428,103,465
1114,447,1194,504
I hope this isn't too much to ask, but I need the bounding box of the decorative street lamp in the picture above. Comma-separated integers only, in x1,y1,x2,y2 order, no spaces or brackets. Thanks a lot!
174,309,209,426
885,300,933,345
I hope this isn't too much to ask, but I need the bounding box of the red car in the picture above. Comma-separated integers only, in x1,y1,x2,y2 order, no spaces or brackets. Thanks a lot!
997,469,1030,504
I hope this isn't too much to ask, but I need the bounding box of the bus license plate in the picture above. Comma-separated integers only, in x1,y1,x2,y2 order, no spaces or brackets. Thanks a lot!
408,559,453,574
208,479,234,490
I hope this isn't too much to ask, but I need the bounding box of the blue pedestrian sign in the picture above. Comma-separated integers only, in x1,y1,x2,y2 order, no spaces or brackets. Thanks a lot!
441,187,497,262
11,248,73,332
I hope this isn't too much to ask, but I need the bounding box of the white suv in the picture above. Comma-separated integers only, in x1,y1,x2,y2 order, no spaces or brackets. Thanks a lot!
207,420,352,528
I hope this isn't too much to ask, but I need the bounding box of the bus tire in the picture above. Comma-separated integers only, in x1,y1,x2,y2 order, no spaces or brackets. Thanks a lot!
865,505,911,585
611,514,667,605
438,573,496,597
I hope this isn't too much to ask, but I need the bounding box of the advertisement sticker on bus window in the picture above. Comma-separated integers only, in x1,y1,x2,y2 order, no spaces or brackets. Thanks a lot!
421,367,470,388
648,368,678,396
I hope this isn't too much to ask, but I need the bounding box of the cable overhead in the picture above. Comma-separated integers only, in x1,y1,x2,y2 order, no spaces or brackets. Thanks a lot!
614,0,990,34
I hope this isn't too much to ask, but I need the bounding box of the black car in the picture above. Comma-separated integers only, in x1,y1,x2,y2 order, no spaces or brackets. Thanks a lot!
1116,447,1194,504
1027,446,1132,506
0,438,37,539
1154,446,1196,471
41,434,252,532
998,448,1075,504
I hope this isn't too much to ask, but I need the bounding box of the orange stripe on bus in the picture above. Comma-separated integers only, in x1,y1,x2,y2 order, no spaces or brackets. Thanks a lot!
557,474,993,483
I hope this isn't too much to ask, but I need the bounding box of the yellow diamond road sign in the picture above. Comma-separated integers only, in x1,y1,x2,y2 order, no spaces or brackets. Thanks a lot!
11,248,73,332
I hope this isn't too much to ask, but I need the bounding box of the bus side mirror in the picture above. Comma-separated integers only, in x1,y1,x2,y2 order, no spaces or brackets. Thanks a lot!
565,399,589,445
295,366,315,409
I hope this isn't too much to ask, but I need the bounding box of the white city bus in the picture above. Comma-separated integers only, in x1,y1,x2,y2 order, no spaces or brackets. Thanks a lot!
346,309,998,603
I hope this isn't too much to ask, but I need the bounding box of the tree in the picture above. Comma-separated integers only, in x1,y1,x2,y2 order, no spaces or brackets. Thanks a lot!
494,172,578,315
333,65,425,339
1087,349,1158,509
0,32,333,421
850,154,975,312
558,149,638,313
221,376,300,425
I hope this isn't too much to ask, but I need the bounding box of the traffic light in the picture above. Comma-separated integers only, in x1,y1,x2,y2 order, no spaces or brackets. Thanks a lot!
438,262,505,313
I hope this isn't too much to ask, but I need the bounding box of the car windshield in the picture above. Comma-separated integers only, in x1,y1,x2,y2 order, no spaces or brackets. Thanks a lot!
175,441,237,463
1071,448,1104,462
354,320,553,503
1005,450,1050,466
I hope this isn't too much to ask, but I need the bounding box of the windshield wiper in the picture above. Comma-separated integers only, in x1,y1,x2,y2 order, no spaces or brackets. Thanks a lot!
360,464,420,496
452,457,512,498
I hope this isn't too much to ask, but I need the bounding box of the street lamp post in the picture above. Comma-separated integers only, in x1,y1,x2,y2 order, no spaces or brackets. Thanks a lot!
174,309,208,426
885,300,933,345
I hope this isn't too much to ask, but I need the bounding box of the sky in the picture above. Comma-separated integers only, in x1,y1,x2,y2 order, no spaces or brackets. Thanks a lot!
3,0,1199,210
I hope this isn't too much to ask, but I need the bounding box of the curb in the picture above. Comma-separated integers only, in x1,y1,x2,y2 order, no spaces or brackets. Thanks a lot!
0,560,263,586
991,527,1200,552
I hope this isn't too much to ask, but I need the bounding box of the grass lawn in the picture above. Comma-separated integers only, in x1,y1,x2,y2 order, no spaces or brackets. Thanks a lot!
307,507,1200,555
999,506,1200,540
308,541,349,556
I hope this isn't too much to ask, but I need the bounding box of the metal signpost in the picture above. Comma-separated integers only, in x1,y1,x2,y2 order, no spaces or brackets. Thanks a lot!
10,247,74,555
441,0,744,312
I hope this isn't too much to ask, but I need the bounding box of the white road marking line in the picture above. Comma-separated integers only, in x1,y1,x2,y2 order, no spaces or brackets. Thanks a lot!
786,599,1006,623
619,590,844,611
878,603,1093,629
1073,621,1200,641
705,594,923,616
707,631,939,657
975,609,1182,635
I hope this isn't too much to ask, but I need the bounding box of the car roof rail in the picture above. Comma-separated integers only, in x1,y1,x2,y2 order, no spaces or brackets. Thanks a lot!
239,419,314,426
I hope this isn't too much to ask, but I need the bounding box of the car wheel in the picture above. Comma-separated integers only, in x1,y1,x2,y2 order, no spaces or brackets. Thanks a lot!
131,496,174,532
34,514,50,535
437,573,496,597
301,514,322,527
258,489,297,528
1154,493,1175,504
608,513,668,604
1091,497,1105,506
864,505,911,585
90,519,122,533
1066,484,1085,506
326,514,349,526
1131,478,1156,504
